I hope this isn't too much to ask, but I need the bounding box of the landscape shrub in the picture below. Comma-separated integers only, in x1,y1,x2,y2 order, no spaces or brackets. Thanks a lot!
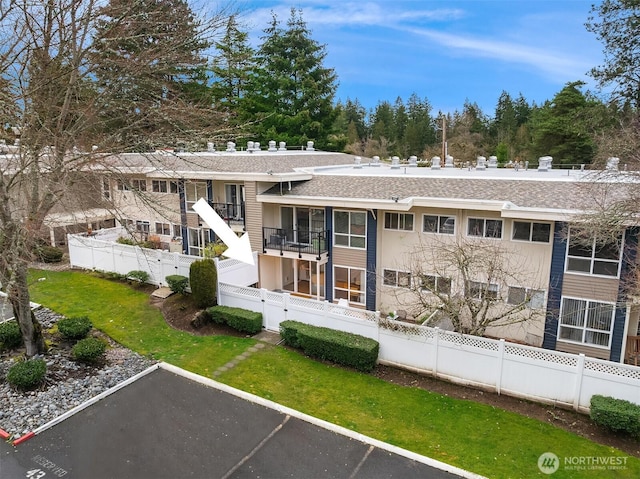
206,306,262,334
116,236,136,246
72,337,106,364
189,259,217,308
590,395,640,438
166,275,189,295
6,358,47,390
36,245,64,263
127,270,150,284
0,320,23,350
57,316,92,340
280,320,379,372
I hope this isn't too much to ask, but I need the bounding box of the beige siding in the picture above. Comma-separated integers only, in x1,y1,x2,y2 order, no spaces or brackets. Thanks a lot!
258,255,281,290
186,212,200,228
332,246,367,268
244,182,263,252
556,341,610,360
562,274,619,302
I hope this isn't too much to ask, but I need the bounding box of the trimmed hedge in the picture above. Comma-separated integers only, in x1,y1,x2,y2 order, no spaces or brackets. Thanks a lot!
127,270,150,284
36,245,64,263
72,337,107,364
0,320,23,350
590,395,640,438
206,305,262,334
58,316,92,340
190,259,217,308
166,275,189,295
280,320,379,372
7,358,47,390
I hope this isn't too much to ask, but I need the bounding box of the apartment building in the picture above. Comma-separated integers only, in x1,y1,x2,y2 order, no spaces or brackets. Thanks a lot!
54,145,639,363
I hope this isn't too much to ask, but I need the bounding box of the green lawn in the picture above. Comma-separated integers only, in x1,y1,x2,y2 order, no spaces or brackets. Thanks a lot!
28,269,640,479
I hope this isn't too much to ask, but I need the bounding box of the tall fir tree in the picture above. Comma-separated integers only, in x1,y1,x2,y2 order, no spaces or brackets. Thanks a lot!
91,0,213,150
245,9,338,148
210,14,255,127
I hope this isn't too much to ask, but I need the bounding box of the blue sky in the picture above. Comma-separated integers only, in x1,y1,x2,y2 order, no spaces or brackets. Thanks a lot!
238,0,605,117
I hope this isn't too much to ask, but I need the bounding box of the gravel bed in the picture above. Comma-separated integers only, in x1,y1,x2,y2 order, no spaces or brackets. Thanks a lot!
0,308,156,439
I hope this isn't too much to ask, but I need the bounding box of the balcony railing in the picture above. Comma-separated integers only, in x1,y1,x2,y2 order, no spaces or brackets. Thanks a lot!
211,202,245,228
263,227,329,259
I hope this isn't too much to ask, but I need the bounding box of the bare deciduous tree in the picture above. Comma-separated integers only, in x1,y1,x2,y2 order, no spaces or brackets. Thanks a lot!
0,0,233,356
384,235,547,338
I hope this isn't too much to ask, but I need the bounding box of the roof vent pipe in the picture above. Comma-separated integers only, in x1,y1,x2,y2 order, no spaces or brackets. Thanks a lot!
606,157,619,170
354,156,362,169
431,156,441,170
207,142,215,152
226,141,236,153
306,141,315,151
538,156,552,172
488,156,498,168
268,140,277,152
445,155,454,168
391,156,400,169
279,141,287,151
247,141,254,152
408,155,418,167
371,155,381,166
476,156,486,170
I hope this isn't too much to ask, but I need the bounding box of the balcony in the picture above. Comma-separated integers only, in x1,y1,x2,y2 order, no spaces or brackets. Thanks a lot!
212,202,245,229
263,227,329,259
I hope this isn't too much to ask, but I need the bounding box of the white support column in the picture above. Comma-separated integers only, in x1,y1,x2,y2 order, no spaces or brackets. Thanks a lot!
573,354,586,411
496,339,505,395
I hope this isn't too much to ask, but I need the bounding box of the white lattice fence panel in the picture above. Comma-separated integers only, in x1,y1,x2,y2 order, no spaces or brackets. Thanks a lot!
585,359,640,380
504,344,578,367
289,296,325,311
440,331,500,351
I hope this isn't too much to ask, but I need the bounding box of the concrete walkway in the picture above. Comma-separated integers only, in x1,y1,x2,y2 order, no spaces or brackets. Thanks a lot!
212,330,281,377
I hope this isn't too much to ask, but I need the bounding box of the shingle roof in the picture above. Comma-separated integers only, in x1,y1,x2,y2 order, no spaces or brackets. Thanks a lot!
262,173,634,212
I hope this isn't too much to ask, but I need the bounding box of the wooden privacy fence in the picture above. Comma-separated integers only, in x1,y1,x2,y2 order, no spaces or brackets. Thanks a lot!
219,283,640,412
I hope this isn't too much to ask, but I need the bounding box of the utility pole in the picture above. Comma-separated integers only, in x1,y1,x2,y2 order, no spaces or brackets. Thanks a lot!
441,115,447,161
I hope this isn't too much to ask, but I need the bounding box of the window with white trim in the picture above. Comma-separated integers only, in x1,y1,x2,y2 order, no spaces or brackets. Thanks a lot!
558,297,615,348
507,286,545,309
423,215,455,235
102,178,111,200
135,220,150,234
152,180,168,193
420,274,452,295
185,181,207,210
468,218,503,238
172,224,182,238
334,266,365,304
512,221,551,243
155,222,171,235
334,210,366,249
566,227,622,277
170,181,178,194
384,212,414,231
131,179,147,191
116,179,130,191
466,281,499,300
383,269,411,288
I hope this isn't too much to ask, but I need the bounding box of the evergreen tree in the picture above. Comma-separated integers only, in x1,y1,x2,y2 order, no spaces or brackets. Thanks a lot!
91,0,214,150
245,9,338,148
530,82,595,165
404,93,435,157
210,14,255,125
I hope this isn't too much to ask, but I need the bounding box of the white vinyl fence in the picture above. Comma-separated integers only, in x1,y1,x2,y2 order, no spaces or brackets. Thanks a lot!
67,230,258,287
219,283,640,412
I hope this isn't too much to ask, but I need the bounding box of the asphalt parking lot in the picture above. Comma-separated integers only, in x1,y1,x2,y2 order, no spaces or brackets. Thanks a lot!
1,365,478,478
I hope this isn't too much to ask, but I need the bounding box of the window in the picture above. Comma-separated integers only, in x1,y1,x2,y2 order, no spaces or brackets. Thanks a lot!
512,221,551,243
116,179,130,191
102,178,111,200
566,227,622,277
135,220,150,234
152,180,168,193
185,181,207,210
468,218,503,238
558,298,615,348
334,266,365,304
334,211,366,249
384,212,414,231
170,181,179,194
383,269,411,288
466,281,499,300
155,222,171,235
131,179,147,191
507,287,545,309
423,215,455,235
420,275,452,295
172,224,182,238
